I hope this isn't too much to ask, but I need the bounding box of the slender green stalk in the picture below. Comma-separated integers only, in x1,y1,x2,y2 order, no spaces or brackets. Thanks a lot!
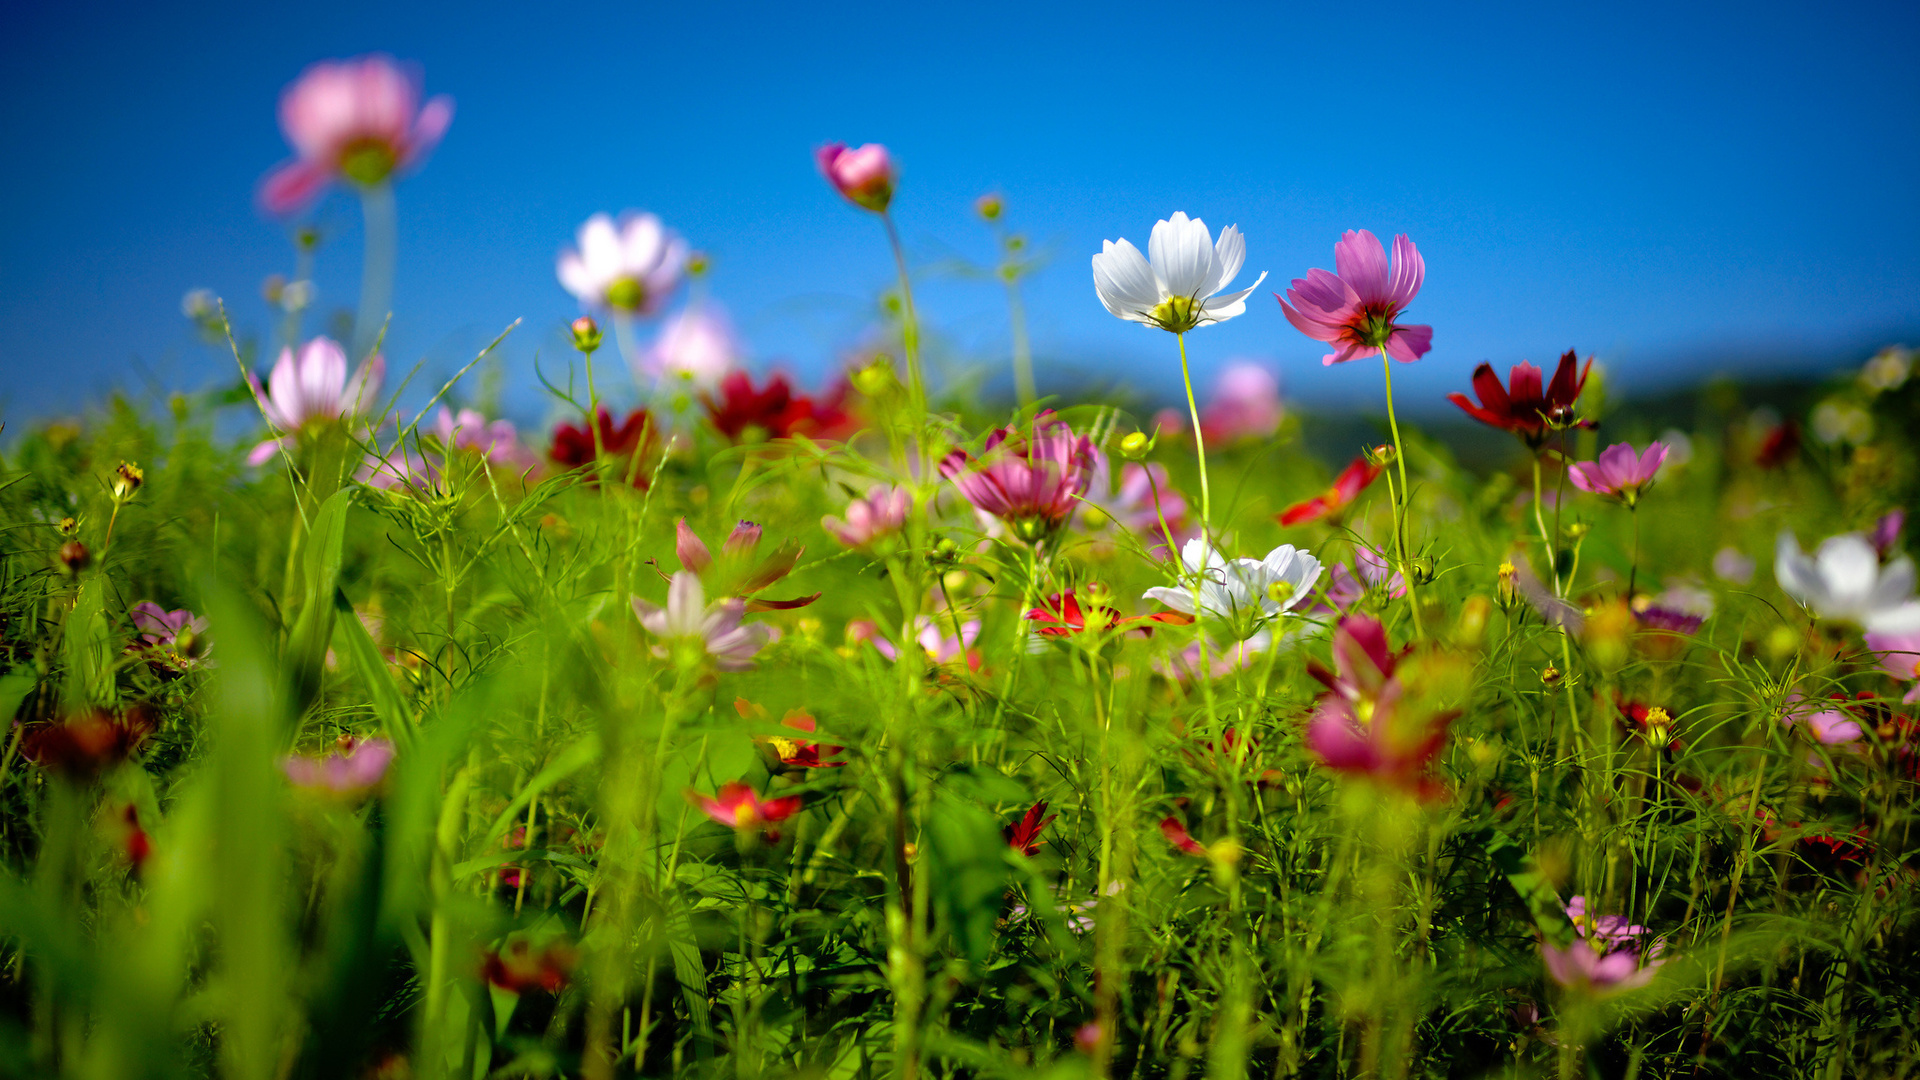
882,212,927,437
354,182,396,359
1377,348,1425,636
1176,333,1211,533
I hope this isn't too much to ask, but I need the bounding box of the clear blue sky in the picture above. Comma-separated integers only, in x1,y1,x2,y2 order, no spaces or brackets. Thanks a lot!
3,0,1916,427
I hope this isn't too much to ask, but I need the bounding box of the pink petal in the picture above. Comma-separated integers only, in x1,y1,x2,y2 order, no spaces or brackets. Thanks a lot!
676,519,712,572
1333,230,1391,306
1384,324,1433,363
1387,234,1424,307
259,160,332,216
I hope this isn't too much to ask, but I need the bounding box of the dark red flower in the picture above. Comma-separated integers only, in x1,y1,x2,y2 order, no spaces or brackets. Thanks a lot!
704,372,854,443
1446,350,1593,446
760,712,845,769
1159,816,1206,856
482,936,578,994
1023,589,1189,638
548,407,658,488
1278,457,1381,527
23,707,156,778
1756,420,1800,470
1004,801,1057,857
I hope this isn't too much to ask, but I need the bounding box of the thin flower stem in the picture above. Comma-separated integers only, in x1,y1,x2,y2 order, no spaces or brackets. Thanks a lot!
1176,333,1211,534
1532,455,1561,595
1377,349,1425,637
882,213,928,440
1628,506,1642,600
354,182,396,360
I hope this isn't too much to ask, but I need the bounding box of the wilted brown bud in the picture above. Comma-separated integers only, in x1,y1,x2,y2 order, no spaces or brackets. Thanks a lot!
112,461,144,501
59,541,91,574
570,316,602,354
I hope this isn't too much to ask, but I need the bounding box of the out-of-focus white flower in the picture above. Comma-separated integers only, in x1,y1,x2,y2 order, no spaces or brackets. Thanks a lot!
557,212,687,315
1776,531,1920,633
1810,399,1873,446
1860,345,1912,393
279,279,315,313
642,304,738,389
1144,538,1321,637
181,288,217,321
1657,429,1694,469
1092,212,1266,333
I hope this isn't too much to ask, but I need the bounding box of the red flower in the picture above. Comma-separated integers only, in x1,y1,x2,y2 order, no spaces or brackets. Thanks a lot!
23,708,156,778
689,781,803,834
1278,457,1381,527
482,936,578,994
1446,349,1594,446
1756,420,1801,470
759,711,845,769
548,407,658,488
1023,589,1189,638
1159,816,1206,856
1004,801,1057,857
704,372,854,443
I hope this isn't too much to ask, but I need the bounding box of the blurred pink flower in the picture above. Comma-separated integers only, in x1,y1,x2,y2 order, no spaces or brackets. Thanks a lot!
1083,454,1191,555
1783,694,1867,747
260,55,453,215
822,485,911,549
284,737,395,795
643,305,739,389
359,407,536,490
1567,442,1669,504
1872,509,1906,559
130,602,212,670
1305,615,1455,796
816,143,896,213
1565,896,1650,950
1277,230,1432,366
939,411,1096,543
1865,629,1920,699
1713,546,1756,584
247,337,384,465
632,572,776,672
1540,937,1663,994
557,212,688,314
855,616,981,669
1200,362,1282,441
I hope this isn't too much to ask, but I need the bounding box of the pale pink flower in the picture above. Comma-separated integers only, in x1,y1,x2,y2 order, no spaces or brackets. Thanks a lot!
284,737,395,794
1200,362,1282,441
432,407,537,471
1713,546,1756,584
260,55,454,215
1277,230,1432,365
1540,937,1663,994
130,602,212,670
557,212,688,315
632,572,776,672
643,305,739,389
816,143,895,213
855,616,981,669
1082,454,1192,555
1567,442,1669,504
823,485,911,548
1865,629,1920,699
247,336,384,465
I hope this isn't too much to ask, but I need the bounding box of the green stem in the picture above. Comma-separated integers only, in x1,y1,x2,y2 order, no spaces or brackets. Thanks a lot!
1176,333,1211,534
354,182,396,360
1377,348,1425,636
882,213,927,443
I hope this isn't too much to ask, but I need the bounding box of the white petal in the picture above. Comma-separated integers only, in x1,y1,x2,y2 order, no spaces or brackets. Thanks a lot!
1092,239,1161,319
666,572,707,636
1814,535,1879,610
1870,555,1918,614
1865,600,1920,635
1199,271,1269,324
578,214,623,277
557,253,600,300
1774,533,1823,606
1143,586,1196,615
1148,212,1215,299
1209,224,1247,298
621,213,665,273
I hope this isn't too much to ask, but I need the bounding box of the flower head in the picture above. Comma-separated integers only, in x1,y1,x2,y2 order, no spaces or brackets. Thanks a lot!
1567,442,1669,506
283,736,395,795
1865,629,1920,698
130,602,211,671
642,305,739,390
674,518,817,611
548,407,658,488
940,411,1096,543
1142,538,1322,638
557,212,687,315
1278,230,1432,365
690,781,803,833
1080,456,1192,557
632,572,777,671
1543,897,1666,994
816,143,896,213
1200,362,1282,441
483,935,578,994
1159,816,1208,856
246,337,384,465
1091,212,1266,333
704,371,854,443
1447,350,1594,445
260,55,453,215
856,616,981,670
1304,616,1463,796
1004,801,1057,857
823,485,911,549
1278,457,1382,527
1025,589,1188,639
757,712,846,770
1776,531,1920,633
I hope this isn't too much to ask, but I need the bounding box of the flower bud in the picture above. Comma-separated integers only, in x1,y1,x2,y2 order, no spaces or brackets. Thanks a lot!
59,540,91,574
852,356,898,397
1540,665,1561,686
1408,555,1435,585
817,143,896,213
570,316,602,354
1643,706,1672,747
931,537,961,566
180,288,217,321
57,516,79,537
975,193,1003,221
685,251,710,277
1119,432,1152,460
1366,443,1397,466
112,462,144,501
1455,595,1491,647
1496,560,1519,606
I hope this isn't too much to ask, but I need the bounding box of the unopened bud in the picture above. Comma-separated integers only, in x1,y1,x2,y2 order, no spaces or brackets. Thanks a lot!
1496,560,1519,605
1456,595,1491,647
975,193,1003,221
1082,581,1113,605
1119,432,1151,460
112,462,144,501
1643,706,1672,745
931,537,961,565
570,316,602,354
57,516,79,537
295,226,320,252
1408,555,1435,585
1564,521,1590,541
685,251,710,277
180,288,216,321
1367,443,1397,466
853,356,897,397
59,541,91,574
1540,665,1561,686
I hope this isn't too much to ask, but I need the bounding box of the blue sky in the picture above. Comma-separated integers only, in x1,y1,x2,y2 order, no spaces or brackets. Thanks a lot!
3,0,1916,427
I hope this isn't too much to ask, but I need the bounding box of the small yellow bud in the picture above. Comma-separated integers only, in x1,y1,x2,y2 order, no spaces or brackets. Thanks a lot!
57,516,79,537
1496,560,1519,605
570,316,602,354
853,356,898,397
112,462,144,501
975,193,1003,221
1540,665,1562,686
1119,432,1151,460
685,251,710,277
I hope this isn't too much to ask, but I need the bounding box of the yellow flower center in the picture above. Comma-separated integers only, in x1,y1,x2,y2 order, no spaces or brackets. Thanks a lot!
1149,295,1200,333
338,138,399,187
605,276,647,312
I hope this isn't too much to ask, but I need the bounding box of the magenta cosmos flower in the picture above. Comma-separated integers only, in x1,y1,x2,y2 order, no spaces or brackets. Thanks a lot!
1567,442,1668,505
259,55,454,216
816,143,895,213
822,485,911,549
284,737,395,795
247,336,385,465
939,411,1096,543
1278,230,1432,365
1305,615,1459,797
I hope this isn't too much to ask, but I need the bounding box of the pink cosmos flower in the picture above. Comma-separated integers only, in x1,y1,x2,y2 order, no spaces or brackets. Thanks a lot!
1865,629,1920,703
939,411,1096,543
854,616,982,669
631,572,776,672
247,336,385,465
1277,230,1433,365
674,519,817,611
1567,442,1669,504
359,407,537,490
130,602,212,670
689,782,803,833
1565,896,1650,950
1783,694,1867,747
260,55,454,216
1540,938,1663,994
557,212,688,315
1872,509,1906,559
816,143,895,213
1081,455,1193,556
283,737,395,795
1305,616,1457,796
1199,361,1282,441
642,305,739,390
822,485,912,549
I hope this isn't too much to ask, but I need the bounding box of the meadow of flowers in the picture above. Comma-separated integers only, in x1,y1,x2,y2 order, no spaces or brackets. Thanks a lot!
3,54,1920,1080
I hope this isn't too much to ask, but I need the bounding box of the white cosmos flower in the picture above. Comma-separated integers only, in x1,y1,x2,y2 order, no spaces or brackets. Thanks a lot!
1144,538,1322,632
557,212,688,315
1092,212,1267,333
1776,531,1920,633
